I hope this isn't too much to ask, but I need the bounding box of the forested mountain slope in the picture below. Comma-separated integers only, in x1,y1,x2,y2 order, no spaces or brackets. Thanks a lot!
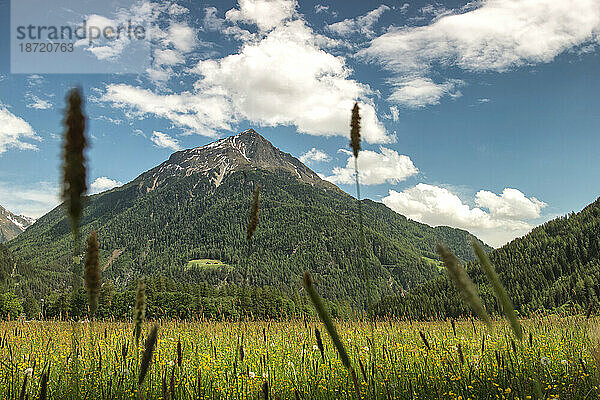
8,129,488,305
375,197,600,316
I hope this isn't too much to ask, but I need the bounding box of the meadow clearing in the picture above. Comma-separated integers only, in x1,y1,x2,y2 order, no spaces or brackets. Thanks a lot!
0,316,597,399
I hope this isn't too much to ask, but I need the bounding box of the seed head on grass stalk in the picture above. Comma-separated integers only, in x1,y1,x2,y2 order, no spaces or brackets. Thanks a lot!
138,325,159,388
134,280,146,347
247,184,260,242
350,102,361,158
472,241,523,340
349,102,371,311
62,87,88,239
303,271,360,396
84,231,101,316
436,244,491,328
315,327,325,361
62,88,88,291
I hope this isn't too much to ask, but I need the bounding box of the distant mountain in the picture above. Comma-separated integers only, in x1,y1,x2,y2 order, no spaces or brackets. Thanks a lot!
0,206,35,243
375,197,600,317
138,129,329,191
9,129,489,305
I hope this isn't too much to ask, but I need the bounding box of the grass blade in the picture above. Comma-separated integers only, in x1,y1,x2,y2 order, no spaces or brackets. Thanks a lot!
436,244,491,328
472,241,523,340
303,271,360,396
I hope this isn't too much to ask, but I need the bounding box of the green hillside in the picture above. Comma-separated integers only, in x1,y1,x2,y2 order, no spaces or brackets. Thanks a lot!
8,131,489,307
375,197,600,317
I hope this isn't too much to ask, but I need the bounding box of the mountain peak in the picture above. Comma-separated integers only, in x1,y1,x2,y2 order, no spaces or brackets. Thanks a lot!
236,128,259,137
0,205,35,243
136,129,333,192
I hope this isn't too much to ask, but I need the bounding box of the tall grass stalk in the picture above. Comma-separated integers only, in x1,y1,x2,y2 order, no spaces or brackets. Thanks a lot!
436,244,491,328
134,280,146,347
472,241,523,340
303,271,360,396
84,231,101,316
138,325,159,388
349,102,372,313
62,88,88,292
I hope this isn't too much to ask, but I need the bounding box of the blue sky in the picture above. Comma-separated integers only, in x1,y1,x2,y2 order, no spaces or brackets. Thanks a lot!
0,0,599,247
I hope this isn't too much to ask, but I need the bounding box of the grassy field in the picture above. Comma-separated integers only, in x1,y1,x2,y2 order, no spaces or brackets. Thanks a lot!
421,256,444,270
186,259,231,270
0,316,598,399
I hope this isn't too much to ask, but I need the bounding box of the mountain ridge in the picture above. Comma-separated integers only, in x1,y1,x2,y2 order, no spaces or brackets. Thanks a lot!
8,128,490,305
375,196,600,316
135,129,336,193
0,205,35,243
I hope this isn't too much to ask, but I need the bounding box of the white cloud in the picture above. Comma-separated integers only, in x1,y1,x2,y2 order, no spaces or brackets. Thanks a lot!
151,131,182,151
204,7,254,41
26,95,53,110
389,106,399,122
78,10,149,61
164,23,196,53
362,0,600,107
382,183,547,247
326,147,418,185
192,20,392,143
146,19,198,83
326,5,390,37
388,78,463,108
90,177,123,194
225,0,298,31
475,188,546,220
0,181,59,218
100,84,234,137
314,5,329,14
168,3,189,16
153,48,185,66
105,2,390,143
299,148,330,164
0,106,41,154
26,75,44,86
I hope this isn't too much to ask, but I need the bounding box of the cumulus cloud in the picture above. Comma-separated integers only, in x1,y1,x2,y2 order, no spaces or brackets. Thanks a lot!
90,177,123,194
475,188,547,220
225,0,298,31
362,0,600,107
151,131,182,151
193,20,392,143
388,78,463,108
326,5,390,37
299,148,330,164
100,84,234,136
382,184,547,247
204,7,254,41
326,147,418,185
164,23,196,52
103,0,390,142
0,106,41,154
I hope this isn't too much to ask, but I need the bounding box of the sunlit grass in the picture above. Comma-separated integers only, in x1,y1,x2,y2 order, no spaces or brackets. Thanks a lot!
1,316,598,399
